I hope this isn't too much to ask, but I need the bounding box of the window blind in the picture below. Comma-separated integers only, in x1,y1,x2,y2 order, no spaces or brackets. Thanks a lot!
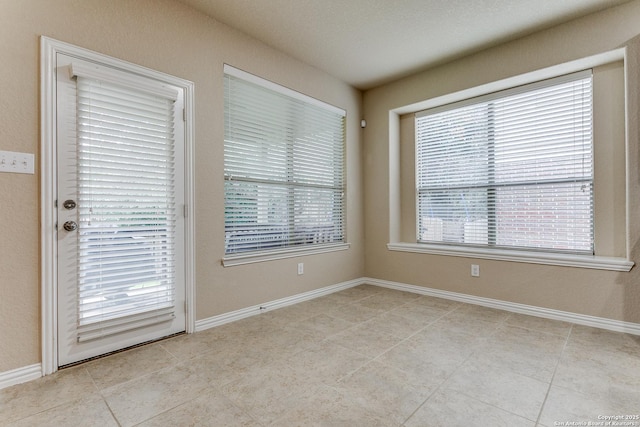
75,75,178,342
416,71,593,253
224,68,346,254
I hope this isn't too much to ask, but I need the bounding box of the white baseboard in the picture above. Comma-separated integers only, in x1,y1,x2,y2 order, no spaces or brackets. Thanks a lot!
195,277,364,332
0,364,42,390
362,277,640,336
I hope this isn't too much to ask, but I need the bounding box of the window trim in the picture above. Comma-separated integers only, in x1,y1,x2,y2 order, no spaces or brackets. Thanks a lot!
387,47,634,271
222,64,347,265
387,242,633,271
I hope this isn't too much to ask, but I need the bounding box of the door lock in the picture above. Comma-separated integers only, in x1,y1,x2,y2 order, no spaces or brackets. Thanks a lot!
63,221,78,231
63,199,77,210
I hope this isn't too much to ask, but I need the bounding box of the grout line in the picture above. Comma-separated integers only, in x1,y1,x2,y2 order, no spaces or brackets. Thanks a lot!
534,323,574,426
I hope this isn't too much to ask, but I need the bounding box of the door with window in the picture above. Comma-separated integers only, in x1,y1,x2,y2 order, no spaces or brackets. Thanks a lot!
55,52,186,366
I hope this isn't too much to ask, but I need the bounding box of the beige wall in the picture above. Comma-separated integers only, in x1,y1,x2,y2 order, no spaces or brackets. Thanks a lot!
363,0,640,324
0,0,363,373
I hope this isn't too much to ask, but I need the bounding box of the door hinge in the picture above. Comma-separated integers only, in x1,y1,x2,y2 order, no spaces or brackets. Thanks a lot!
182,108,186,122
183,204,188,218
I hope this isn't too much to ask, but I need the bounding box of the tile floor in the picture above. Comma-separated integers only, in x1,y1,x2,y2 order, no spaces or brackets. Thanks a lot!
2,285,639,426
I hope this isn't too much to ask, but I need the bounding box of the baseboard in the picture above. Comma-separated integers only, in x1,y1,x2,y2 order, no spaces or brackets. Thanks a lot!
195,277,365,332
0,364,42,390
363,277,640,336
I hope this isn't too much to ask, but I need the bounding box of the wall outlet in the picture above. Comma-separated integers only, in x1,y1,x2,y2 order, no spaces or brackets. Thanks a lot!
297,262,304,275
471,264,480,277
0,150,35,174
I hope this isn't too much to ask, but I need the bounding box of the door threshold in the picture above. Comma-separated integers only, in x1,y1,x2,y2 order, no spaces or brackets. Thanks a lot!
58,331,186,370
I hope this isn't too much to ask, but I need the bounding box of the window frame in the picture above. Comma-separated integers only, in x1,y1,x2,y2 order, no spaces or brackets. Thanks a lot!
386,48,633,272
222,65,349,267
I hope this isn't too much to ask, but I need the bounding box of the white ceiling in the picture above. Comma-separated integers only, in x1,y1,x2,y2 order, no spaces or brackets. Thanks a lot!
178,0,631,89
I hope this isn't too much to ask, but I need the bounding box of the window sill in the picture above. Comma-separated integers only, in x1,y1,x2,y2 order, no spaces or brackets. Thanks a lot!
222,242,351,267
386,242,634,272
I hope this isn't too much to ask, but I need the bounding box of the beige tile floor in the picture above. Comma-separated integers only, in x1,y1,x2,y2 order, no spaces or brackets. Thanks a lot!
2,285,639,426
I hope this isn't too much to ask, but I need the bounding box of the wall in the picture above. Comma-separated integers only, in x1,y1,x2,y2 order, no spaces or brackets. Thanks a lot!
363,0,640,324
0,0,363,373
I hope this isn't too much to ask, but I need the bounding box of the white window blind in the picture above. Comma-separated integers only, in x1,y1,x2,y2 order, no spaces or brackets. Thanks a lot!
74,74,178,342
224,67,346,254
416,71,593,254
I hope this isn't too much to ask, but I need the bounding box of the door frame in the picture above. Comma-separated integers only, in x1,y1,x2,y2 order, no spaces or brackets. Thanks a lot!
40,36,196,375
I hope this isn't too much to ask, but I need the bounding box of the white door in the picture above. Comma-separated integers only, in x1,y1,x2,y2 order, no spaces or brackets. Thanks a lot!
55,53,186,366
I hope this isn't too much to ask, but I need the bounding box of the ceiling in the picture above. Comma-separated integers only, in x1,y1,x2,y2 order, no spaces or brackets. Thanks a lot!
178,0,631,90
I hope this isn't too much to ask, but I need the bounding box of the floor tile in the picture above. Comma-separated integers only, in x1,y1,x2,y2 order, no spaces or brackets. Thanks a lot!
240,324,322,360
0,366,96,425
286,340,371,385
220,360,322,424
336,360,439,424
568,325,640,352
377,323,482,381
505,313,573,338
271,384,395,427
434,304,510,337
323,285,381,304
294,313,355,338
444,359,549,421
412,295,461,311
360,311,430,339
328,322,403,358
5,393,117,427
189,342,281,387
405,388,535,427
258,303,320,326
85,342,178,389
390,301,451,324
367,287,423,303
137,387,260,427
538,385,638,427
357,292,414,311
101,362,211,427
469,324,566,382
553,343,640,404
159,328,230,360
324,300,387,324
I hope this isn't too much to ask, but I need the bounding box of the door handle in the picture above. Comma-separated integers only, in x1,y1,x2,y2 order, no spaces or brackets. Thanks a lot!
63,221,78,232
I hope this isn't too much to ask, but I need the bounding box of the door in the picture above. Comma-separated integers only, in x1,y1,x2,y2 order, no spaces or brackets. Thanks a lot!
55,53,186,366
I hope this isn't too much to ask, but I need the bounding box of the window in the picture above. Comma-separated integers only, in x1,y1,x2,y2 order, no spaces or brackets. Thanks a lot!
223,66,346,258
416,71,593,254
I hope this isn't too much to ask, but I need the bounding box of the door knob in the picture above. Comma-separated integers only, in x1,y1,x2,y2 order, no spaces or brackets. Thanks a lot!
63,199,77,210
63,221,78,231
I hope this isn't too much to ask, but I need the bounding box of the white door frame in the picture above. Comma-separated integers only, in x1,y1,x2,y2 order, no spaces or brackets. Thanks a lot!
40,36,196,375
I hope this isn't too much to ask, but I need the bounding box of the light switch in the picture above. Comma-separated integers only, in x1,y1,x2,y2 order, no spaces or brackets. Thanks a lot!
0,150,35,174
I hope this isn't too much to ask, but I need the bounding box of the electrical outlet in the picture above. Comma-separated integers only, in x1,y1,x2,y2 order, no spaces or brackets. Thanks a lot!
471,264,480,277
0,150,35,174
297,262,304,275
